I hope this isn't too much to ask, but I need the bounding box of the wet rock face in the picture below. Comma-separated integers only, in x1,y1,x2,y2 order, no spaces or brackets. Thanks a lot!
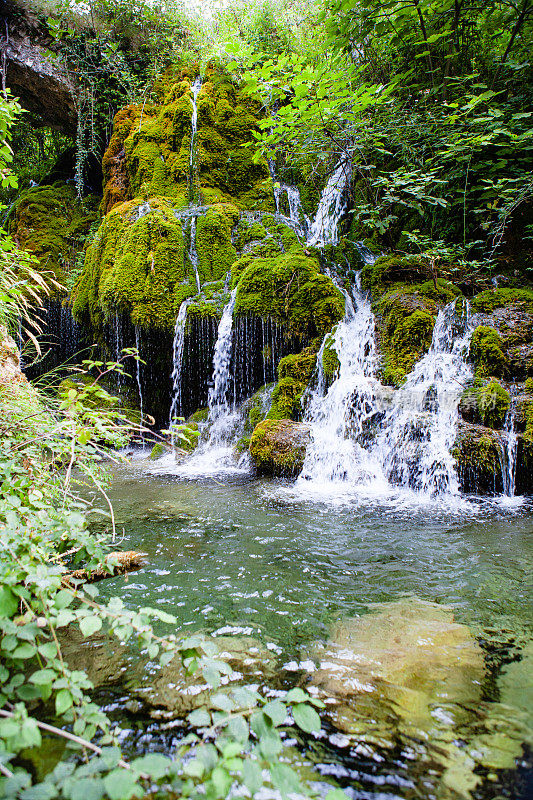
3,2,77,132
249,419,310,477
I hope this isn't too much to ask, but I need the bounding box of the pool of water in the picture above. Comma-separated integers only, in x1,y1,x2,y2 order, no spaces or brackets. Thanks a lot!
82,455,533,799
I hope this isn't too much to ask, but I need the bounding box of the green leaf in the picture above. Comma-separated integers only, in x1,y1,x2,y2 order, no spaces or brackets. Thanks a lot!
242,760,262,794
292,703,321,734
79,615,102,637
55,689,73,715
211,693,234,712
285,687,308,703
0,586,18,618
263,700,287,727
12,643,36,659
30,669,56,686
183,758,205,778
270,763,302,797
188,708,211,727
70,778,105,800
103,769,139,800
211,766,232,797
227,715,248,743
131,753,169,780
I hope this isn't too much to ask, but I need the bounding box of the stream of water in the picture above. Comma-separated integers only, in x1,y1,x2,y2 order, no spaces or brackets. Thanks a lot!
88,462,533,800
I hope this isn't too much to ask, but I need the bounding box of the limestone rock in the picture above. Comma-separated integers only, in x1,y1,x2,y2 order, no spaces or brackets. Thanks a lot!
4,2,77,132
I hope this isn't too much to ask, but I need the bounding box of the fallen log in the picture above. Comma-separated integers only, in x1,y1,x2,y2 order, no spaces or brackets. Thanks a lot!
63,551,147,585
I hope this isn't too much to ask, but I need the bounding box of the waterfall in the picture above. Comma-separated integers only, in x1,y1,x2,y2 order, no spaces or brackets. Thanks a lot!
307,159,352,247
274,183,308,234
499,398,518,498
134,325,144,440
207,287,238,433
376,301,472,498
169,300,190,425
292,266,473,503
188,217,201,293
189,77,201,200
295,272,388,498
162,287,250,476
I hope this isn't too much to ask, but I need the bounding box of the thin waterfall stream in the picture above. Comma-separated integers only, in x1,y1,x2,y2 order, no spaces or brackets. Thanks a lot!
169,299,191,428
500,395,518,499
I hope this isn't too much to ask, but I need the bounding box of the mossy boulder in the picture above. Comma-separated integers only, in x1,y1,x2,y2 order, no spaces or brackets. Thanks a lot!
100,71,272,212
9,182,98,285
469,326,507,379
459,379,510,429
268,344,319,421
454,420,503,494
234,246,344,339
375,289,435,386
249,419,310,477
72,198,191,330
471,287,533,314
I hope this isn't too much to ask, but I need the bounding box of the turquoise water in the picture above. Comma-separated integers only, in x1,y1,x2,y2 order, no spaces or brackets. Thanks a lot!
86,459,533,799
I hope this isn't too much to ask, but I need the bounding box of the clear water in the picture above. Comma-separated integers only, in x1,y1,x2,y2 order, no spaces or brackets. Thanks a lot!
89,458,533,799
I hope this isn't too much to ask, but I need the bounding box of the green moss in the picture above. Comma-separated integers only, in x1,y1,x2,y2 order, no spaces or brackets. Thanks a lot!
470,326,507,378
475,379,510,428
101,73,273,213
321,331,340,383
525,378,533,393
249,419,309,476
235,245,344,338
188,407,208,423
196,204,238,282
454,423,502,494
268,344,318,421
72,198,188,330
361,254,426,297
9,183,98,285
149,443,165,460
471,288,533,313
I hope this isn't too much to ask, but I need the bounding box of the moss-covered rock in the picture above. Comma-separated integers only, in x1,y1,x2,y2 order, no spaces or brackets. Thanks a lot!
459,379,510,429
100,70,273,212
72,197,191,330
471,287,533,313
268,344,319,421
469,326,507,378
249,419,310,476
321,331,340,384
375,289,436,386
9,182,98,285
454,420,503,494
234,246,344,339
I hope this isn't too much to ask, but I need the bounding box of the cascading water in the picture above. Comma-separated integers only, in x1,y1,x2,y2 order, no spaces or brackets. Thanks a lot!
292,263,473,504
188,217,201,294
295,272,389,500
499,397,518,499
189,77,201,201
307,159,352,247
376,300,472,498
169,300,191,427
164,287,249,476
134,325,144,440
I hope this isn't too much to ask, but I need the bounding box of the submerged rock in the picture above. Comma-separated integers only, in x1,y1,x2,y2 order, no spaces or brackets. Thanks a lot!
305,598,526,797
249,419,310,477
132,635,276,718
